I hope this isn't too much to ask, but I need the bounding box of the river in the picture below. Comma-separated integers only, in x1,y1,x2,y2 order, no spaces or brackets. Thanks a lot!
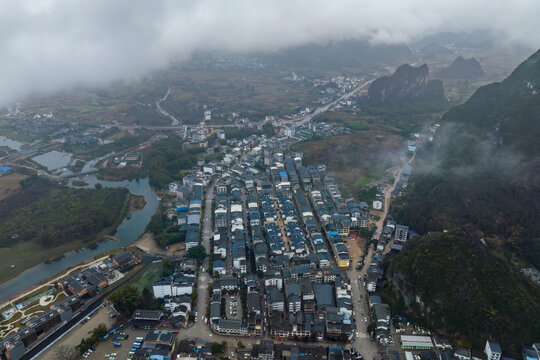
0,176,159,301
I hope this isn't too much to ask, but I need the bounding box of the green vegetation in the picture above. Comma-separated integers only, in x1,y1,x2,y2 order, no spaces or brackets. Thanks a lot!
0,176,129,248
0,176,129,282
142,136,221,189
387,49,540,354
131,262,164,293
99,135,223,188
211,341,227,354
77,324,108,354
109,286,162,317
145,207,185,248
294,88,448,198
392,49,540,268
187,245,207,265
383,230,540,353
319,98,449,137
293,130,401,197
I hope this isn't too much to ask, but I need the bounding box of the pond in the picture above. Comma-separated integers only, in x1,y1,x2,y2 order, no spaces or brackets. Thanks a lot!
31,150,72,171
0,135,24,151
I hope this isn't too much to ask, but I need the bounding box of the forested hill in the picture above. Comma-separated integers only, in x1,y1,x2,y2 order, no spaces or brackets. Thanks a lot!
384,230,540,353
0,176,129,249
392,49,540,267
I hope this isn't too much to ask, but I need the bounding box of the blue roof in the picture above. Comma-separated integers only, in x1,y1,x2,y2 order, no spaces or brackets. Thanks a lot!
0,166,12,172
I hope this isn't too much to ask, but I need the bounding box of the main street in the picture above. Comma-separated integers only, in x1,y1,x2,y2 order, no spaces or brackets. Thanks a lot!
346,154,416,360
279,78,374,128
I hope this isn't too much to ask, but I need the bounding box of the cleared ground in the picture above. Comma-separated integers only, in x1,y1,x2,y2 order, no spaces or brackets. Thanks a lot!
0,173,25,200
132,232,185,257
40,305,116,360
347,236,367,264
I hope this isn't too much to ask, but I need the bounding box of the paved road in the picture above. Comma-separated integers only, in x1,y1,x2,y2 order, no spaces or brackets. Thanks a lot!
181,181,216,340
349,265,379,360
345,155,417,360
279,78,373,128
155,87,180,126
24,257,154,360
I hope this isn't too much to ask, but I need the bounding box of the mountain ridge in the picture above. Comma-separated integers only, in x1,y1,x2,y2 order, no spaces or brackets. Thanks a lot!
387,49,540,352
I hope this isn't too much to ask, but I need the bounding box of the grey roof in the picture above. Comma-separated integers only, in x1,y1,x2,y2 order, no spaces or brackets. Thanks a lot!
218,319,244,329
487,340,502,354
313,283,335,308
210,303,221,319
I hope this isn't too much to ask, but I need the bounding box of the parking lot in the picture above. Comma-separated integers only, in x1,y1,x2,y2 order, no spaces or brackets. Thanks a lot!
85,327,147,360
40,305,116,360
225,295,242,320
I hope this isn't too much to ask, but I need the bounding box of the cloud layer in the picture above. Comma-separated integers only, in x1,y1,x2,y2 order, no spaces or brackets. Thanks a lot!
1,0,540,105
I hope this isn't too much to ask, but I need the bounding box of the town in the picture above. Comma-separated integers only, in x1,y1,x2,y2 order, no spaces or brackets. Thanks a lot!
0,59,537,360
1,113,534,360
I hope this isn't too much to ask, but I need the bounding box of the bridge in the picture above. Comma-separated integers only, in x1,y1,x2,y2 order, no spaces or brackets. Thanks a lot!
59,169,99,178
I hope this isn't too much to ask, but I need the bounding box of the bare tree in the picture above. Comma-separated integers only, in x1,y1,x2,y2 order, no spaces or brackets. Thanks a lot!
53,345,79,360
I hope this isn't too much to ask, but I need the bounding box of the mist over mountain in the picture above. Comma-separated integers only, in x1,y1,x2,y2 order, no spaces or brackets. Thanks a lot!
418,42,453,59
386,48,540,352
1,1,540,106
438,56,484,78
260,40,413,69
394,49,540,264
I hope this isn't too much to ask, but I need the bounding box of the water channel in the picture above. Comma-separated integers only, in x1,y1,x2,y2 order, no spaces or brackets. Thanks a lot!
0,175,159,301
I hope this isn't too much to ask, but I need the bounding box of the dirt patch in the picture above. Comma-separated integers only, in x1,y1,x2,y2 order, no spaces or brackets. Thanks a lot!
0,173,26,201
348,236,367,262
40,305,116,360
133,233,159,253
133,232,185,257
129,194,146,212
0,173,26,200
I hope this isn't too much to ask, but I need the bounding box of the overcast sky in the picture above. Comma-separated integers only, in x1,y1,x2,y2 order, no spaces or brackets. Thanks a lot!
1,0,539,106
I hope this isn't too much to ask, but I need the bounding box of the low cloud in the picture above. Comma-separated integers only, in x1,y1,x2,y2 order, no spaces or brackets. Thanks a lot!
1,0,540,105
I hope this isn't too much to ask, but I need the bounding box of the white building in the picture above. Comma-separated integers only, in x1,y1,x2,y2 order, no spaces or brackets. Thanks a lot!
153,279,172,298
485,341,502,360
168,183,178,194
284,128,295,138
373,200,383,210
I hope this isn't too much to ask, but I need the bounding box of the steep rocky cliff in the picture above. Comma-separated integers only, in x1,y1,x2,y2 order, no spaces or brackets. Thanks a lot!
368,64,444,102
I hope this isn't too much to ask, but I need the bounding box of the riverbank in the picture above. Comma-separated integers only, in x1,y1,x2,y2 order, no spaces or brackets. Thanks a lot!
0,177,159,302
0,191,133,284
132,232,185,257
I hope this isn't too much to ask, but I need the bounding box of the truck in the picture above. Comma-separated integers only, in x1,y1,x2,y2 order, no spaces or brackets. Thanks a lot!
113,342,122,347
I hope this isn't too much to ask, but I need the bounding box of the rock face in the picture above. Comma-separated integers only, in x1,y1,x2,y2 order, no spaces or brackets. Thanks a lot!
439,55,484,78
368,64,444,102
